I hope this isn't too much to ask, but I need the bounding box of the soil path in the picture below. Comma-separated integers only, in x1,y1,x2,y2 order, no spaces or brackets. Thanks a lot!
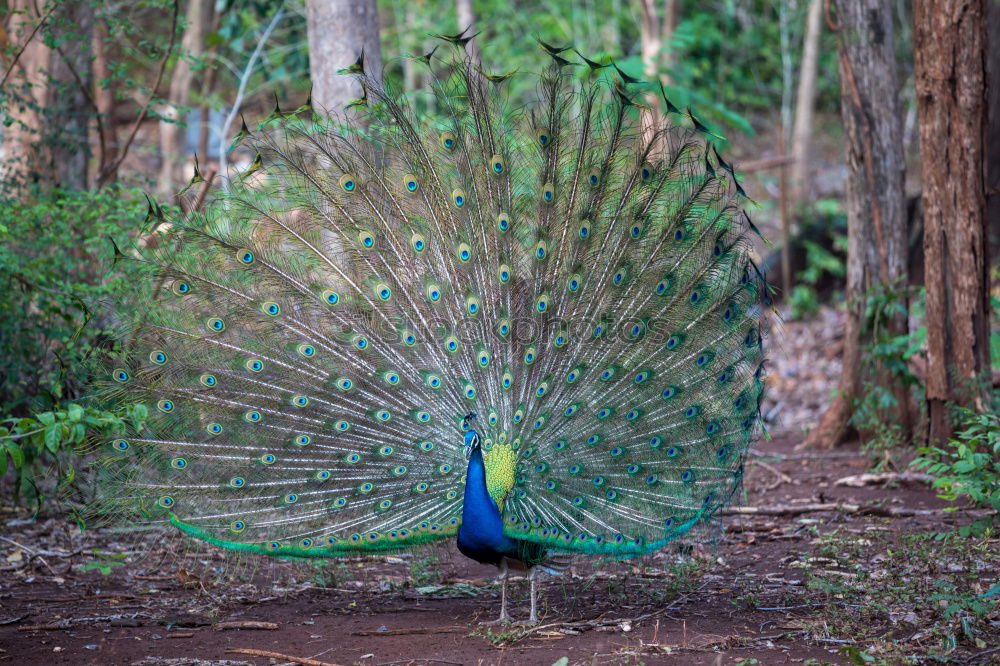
1,434,996,665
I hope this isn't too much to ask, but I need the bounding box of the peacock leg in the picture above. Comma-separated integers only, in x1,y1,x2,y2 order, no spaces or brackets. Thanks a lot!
525,567,540,626
481,560,512,625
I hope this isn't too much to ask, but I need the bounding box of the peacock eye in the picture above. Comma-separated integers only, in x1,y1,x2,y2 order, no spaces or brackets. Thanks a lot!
339,174,357,192
490,154,505,174
440,131,457,150
402,173,419,192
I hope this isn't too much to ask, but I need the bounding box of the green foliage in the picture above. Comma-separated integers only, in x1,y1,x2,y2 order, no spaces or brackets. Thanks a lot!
849,282,924,464
0,403,147,509
912,409,1000,538
0,185,150,413
789,198,847,320
79,549,129,576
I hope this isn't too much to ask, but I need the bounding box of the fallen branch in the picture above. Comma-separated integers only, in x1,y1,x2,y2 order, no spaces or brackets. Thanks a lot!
165,632,193,639
225,648,342,666
720,502,957,517
833,472,934,488
213,620,279,631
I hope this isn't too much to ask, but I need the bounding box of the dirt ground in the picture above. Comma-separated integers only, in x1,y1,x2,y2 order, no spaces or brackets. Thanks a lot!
1,433,997,666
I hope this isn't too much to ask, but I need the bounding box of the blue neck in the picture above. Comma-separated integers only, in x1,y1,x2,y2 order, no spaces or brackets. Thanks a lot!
457,446,515,560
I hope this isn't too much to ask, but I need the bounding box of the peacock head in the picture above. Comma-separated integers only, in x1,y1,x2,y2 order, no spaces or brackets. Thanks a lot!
462,412,480,459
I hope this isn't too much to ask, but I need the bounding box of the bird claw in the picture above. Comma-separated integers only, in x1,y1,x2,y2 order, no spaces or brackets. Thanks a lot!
515,617,539,627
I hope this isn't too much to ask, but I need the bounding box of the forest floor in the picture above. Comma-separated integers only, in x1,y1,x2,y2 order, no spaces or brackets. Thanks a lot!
1,431,998,666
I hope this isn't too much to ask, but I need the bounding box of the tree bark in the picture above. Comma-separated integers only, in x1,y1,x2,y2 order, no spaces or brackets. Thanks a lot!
455,0,480,64
305,0,383,113
986,0,1000,262
790,0,823,205
158,0,212,197
638,0,678,144
800,0,908,450
914,0,990,444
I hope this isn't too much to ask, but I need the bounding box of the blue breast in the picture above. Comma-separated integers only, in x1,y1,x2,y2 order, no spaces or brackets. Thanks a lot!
457,446,518,565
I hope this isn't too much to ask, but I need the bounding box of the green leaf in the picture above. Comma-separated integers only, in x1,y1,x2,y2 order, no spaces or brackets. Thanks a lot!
44,424,61,454
5,441,24,469
67,403,83,422
37,412,56,427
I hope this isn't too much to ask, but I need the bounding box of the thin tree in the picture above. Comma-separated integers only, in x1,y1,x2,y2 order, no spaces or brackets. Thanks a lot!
800,0,908,450
790,0,823,205
158,0,212,197
305,0,383,112
914,0,991,443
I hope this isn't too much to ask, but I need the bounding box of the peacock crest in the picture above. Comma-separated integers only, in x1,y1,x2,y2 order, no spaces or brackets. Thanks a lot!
97,44,768,560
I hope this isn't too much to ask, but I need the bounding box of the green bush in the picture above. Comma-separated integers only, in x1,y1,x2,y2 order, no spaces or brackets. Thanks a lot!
912,409,1000,538
0,185,148,413
0,403,148,509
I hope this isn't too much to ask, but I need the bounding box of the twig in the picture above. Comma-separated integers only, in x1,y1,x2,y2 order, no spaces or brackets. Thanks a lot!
352,625,466,636
213,620,279,631
0,3,57,88
376,661,463,666
721,502,945,517
753,459,793,490
98,0,181,186
218,4,286,189
165,632,193,639
225,648,342,666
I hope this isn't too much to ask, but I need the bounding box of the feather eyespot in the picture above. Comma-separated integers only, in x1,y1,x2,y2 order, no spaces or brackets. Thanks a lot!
149,350,167,365
322,290,340,306
357,231,375,248
236,249,254,265
490,154,505,175
588,170,600,186
452,188,466,208
534,128,551,147
374,283,391,301
541,183,555,203
171,280,191,296
199,373,217,387
338,174,357,192
297,344,315,357
640,162,654,182
206,423,222,435
497,212,511,232
402,173,419,193
157,399,174,413
535,240,548,260
498,264,511,282
410,233,426,252
439,131,457,150
112,368,129,383
261,301,280,316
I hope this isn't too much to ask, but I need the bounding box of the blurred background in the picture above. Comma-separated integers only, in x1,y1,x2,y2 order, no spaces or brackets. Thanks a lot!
0,0,997,519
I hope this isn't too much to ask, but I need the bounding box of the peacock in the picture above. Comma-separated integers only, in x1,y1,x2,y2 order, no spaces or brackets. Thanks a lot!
98,36,768,626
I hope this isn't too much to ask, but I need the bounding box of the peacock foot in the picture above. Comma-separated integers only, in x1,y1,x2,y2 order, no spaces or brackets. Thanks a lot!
514,617,539,627
479,614,513,626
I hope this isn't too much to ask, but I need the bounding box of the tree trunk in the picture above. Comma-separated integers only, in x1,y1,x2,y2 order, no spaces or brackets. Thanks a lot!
2,0,92,190
790,0,823,205
800,0,908,450
638,0,679,143
158,0,211,197
914,0,990,444
455,0,480,64
986,0,1000,262
306,0,383,113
